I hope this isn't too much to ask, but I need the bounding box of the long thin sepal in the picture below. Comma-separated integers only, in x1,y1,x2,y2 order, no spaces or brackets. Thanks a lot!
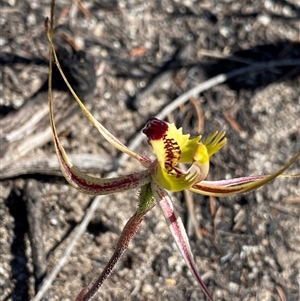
190,150,300,197
151,182,213,301
47,33,151,194
46,30,150,167
49,96,150,194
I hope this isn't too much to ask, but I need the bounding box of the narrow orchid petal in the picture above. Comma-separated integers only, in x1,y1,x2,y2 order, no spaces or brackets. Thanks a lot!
201,175,267,187
189,181,252,197
46,32,150,167
48,51,151,194
151,182,213,301
190,151,300,197
199,174,298,187
50,105,150,194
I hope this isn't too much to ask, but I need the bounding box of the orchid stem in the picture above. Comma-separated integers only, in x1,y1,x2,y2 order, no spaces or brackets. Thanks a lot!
75,212,144,301
75,183,155,301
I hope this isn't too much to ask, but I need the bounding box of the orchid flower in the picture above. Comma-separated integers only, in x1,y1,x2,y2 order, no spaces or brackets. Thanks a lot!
46,6,300,301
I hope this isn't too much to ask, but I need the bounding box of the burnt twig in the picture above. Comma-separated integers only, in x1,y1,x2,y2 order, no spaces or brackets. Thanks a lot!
24,179,49,300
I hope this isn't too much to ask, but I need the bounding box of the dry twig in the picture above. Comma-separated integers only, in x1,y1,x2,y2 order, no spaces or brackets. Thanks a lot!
24,179,49,301
1,153,116,179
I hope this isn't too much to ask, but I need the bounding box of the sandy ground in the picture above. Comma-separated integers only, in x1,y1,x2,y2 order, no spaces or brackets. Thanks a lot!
1,0,300,300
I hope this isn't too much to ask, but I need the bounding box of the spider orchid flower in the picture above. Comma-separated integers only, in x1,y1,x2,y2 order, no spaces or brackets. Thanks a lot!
46,21,300,301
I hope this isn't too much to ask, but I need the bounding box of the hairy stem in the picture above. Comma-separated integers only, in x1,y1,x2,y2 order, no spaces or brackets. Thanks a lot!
75,211,145,301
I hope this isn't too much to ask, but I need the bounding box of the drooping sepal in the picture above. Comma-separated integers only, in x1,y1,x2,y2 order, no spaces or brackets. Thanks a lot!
151,182,213,301
48,68,151,194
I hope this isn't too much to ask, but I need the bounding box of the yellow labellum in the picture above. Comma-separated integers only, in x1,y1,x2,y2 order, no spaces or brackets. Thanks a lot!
143,118,226,191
